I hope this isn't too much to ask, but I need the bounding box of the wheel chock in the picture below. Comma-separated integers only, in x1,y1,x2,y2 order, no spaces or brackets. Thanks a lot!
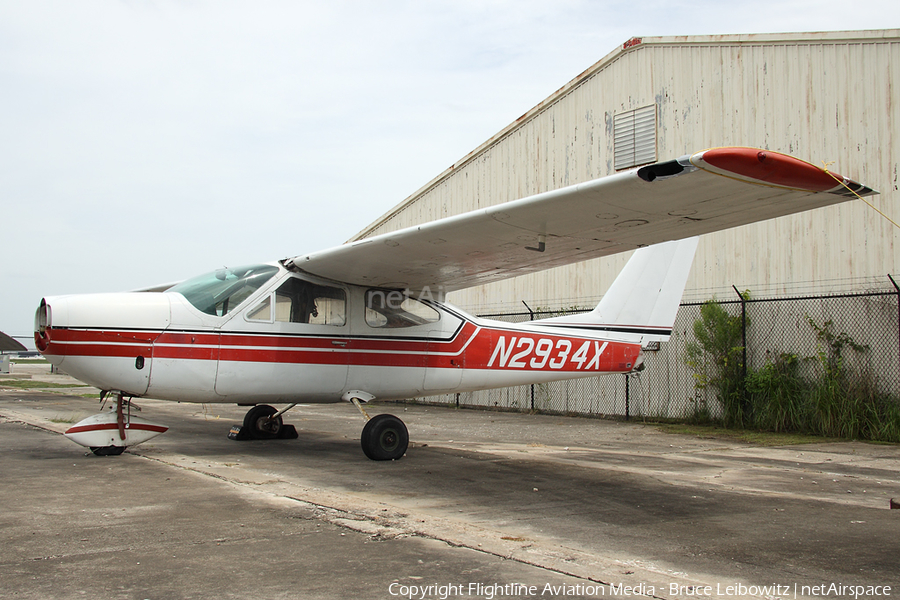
228,424,298,441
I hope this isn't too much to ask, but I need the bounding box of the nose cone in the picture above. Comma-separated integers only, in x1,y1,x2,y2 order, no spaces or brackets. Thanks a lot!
34,293,172,394
34,298,51,353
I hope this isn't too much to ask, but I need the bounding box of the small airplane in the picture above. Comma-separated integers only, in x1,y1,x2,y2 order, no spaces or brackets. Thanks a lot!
34,147,875,459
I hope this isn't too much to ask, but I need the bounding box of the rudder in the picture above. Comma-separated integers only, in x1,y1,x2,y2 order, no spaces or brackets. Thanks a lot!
537,237,699,344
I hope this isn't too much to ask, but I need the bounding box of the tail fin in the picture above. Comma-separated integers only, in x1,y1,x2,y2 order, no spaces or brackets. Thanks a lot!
538,237,699,344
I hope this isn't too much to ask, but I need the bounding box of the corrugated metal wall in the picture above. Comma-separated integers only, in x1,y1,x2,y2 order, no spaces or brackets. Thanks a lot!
354,30,899,313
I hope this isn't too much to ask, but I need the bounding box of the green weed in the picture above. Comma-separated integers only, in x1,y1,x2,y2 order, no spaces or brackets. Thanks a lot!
685,307,900,443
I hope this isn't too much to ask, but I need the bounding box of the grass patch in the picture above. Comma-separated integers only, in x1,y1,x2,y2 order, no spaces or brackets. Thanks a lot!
49,415,79,424
684,305,900,443
0,380,90,389
655,423,844,446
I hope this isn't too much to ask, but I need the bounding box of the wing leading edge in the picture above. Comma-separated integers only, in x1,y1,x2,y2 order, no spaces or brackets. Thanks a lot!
285,147,875,293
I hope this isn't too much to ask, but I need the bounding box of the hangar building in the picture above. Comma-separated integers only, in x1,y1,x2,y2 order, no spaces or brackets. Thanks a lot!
352,30,900,416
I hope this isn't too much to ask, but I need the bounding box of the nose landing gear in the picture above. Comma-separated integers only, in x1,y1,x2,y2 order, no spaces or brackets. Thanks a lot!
64,392,168,455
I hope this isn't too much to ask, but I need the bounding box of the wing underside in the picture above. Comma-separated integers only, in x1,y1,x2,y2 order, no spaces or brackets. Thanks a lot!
285,147,875,293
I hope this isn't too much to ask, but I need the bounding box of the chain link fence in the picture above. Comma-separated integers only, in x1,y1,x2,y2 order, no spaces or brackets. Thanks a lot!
406,280,900,424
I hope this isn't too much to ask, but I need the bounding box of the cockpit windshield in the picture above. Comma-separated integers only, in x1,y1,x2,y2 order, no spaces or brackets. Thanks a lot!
167,264,280,317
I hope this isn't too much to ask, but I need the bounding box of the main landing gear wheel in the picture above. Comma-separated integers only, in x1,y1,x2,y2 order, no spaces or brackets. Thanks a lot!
243,404,283,440
360,414,409,461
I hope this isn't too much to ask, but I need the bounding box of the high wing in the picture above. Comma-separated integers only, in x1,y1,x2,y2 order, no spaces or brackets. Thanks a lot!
285,147,875,293
1,331,27,353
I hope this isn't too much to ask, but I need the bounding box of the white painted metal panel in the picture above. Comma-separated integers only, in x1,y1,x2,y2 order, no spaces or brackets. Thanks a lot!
297,151,868,293
352,29,899,310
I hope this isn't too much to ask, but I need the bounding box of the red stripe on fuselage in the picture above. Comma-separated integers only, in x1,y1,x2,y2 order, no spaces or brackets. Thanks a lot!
43,321,640,373
65,423,168,434
463,329,640,373
41,327,155,359
215,321,477,367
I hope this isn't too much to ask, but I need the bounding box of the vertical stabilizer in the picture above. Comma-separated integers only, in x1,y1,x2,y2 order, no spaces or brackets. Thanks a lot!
538,237,699,344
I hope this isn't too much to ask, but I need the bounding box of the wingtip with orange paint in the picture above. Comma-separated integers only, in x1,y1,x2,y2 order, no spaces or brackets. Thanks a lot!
691,147,877,197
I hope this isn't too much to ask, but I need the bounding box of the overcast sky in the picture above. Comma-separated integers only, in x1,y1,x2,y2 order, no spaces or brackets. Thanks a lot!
2,1,898,342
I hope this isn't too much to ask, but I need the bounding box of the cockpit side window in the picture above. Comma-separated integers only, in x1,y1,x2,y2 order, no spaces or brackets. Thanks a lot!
273,277,346,326
365,289,440,328
167,264,279,317
245,295,273,322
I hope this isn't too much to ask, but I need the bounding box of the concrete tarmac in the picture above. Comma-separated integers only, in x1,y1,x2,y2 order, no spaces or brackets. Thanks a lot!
1,364,899,600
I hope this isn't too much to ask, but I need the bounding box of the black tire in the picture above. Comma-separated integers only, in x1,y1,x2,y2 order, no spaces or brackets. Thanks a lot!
91,446,125,456
360,414,408,461
243,405,283,440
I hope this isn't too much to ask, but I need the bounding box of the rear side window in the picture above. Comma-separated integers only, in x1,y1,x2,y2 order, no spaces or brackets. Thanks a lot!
365,290,439,328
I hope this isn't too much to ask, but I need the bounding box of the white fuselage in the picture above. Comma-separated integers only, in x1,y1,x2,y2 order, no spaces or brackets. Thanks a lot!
35,264,642,405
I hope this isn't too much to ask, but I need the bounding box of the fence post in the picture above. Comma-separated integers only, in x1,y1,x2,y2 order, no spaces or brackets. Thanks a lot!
625,373,630,421
732,285,748,420
889,274,900,393
523,301,535,411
